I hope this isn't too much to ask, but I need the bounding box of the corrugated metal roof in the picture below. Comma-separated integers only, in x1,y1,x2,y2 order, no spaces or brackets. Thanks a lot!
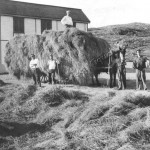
0,0,90,23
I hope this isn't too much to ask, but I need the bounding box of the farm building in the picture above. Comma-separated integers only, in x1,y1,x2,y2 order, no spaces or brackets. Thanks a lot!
0,0,90,73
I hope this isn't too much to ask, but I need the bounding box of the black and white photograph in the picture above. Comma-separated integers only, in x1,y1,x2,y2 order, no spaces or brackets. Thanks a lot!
0,0,150,149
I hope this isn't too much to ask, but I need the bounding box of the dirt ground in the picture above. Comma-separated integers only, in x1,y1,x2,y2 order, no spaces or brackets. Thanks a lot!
99,72,150,90
1,72,150,90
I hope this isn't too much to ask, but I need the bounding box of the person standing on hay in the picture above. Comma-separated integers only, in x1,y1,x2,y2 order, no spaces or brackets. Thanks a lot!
29,54,41,87
61,10,73,28
133,49,148,90
47,54,57,84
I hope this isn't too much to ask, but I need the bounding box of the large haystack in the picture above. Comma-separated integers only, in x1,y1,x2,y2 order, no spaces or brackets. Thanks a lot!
5,27,110,85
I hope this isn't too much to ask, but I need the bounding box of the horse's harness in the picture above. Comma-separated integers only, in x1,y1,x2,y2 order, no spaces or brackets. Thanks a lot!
91,49,126,73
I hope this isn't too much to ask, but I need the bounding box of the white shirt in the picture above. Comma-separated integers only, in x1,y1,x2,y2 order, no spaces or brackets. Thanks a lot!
146,59,150,68
61,15,73,26
29,59,39,69
48,60,56,70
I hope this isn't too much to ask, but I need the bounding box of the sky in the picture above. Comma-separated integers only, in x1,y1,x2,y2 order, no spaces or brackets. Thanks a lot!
11,0,150,28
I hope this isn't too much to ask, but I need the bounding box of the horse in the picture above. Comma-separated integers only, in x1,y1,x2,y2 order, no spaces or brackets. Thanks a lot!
91,51,118,88
91,42,127,88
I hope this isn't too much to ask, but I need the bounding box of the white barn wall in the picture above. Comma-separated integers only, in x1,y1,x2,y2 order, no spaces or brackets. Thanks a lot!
1,41,8,65
56,21,87,32
76,23,86,31
57,21,65,31
35,19,41,35
0,40,9,73
0,64,6,73
1,16,13,40
25,18,36,35
52,20,57,31
85,24,88,32
0,16,13,73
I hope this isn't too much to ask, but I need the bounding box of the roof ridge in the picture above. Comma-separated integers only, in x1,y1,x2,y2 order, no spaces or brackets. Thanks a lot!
0,0,90,23
3,0,82,10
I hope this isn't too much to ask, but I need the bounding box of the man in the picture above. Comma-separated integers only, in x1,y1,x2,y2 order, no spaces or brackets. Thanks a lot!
133,49,147,90
61,10,73,28
116,52,126,90
115,41,127,90
48,54,57,84
29,54,41,87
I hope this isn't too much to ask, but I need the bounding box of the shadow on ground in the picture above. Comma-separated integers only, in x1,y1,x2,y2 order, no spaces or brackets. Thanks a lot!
0,79,11,86
0,121,46,137
126,79,150,90
93,78,150,90
0,118,62,138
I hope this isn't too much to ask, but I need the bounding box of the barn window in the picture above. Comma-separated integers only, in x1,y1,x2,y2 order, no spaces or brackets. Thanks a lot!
73,22,76,27
41,19,52,33
13,17,24,33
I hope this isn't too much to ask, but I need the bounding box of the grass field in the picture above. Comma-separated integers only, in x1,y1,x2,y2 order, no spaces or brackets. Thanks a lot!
0,73,150,150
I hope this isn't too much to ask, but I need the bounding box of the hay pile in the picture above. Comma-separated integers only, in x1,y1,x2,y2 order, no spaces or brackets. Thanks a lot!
5,35,42,79
5,27,110,85
1,80,150,149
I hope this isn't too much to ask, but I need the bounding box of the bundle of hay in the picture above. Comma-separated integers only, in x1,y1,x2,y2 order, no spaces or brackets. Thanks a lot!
5,35,42,79
5,27,110,85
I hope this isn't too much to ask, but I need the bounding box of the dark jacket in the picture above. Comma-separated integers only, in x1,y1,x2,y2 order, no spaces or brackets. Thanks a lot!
133,56,146,70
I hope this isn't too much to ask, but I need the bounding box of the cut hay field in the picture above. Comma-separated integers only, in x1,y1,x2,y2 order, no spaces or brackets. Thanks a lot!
0,74,150,150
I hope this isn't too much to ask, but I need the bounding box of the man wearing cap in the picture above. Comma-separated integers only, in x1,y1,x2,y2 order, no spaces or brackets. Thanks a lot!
133,49,147,90
29,54,41,87
47,54,57,84
61,10,73,28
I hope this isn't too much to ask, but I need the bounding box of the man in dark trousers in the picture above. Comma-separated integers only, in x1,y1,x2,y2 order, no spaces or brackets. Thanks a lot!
29,54,41,87
133,49,147,90
115,41,127,90
47,54,57,84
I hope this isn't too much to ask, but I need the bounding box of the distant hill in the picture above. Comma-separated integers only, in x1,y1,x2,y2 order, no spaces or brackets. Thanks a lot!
89,22,150,61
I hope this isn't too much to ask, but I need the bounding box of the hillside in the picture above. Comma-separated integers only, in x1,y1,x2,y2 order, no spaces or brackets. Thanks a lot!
89,23,150,61
0,75,150,150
